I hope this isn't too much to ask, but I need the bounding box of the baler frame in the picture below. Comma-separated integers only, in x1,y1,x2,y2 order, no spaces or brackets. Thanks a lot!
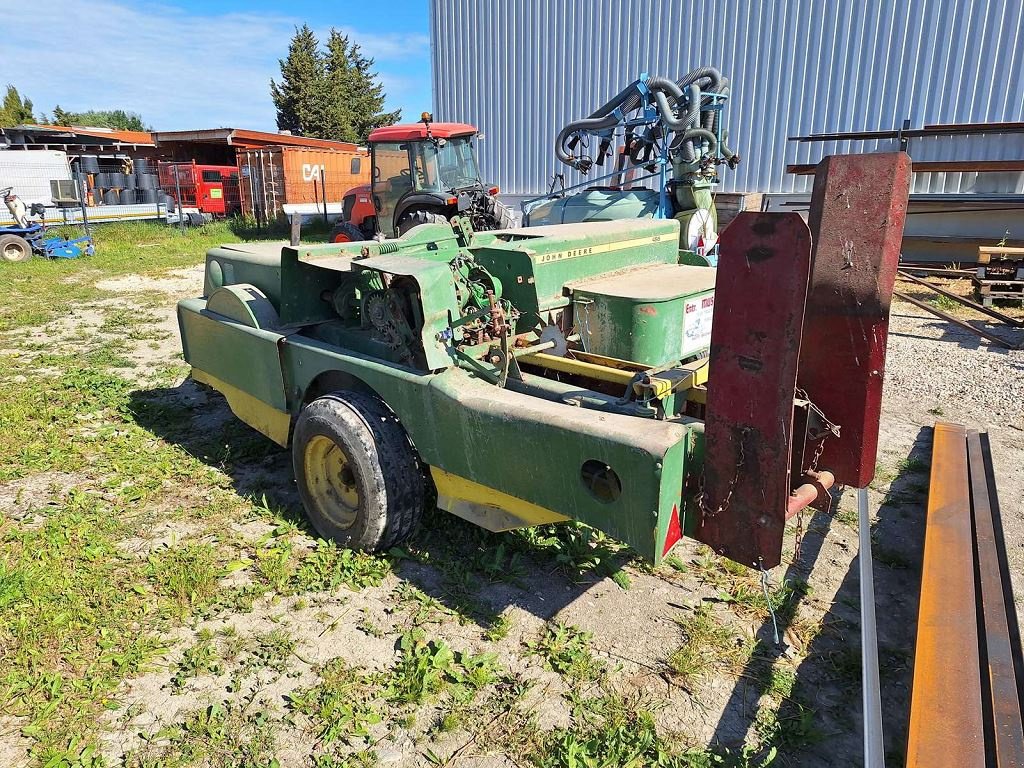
178,152,910,570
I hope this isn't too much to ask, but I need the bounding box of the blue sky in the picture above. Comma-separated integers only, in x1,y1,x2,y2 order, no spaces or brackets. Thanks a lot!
2,0,431,131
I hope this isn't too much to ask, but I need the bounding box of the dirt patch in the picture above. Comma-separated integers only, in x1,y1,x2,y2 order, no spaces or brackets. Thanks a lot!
95,266,204,298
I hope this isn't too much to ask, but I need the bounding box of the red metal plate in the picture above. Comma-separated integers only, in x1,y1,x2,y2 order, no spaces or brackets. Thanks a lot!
797,152,911,487
696,212,812,568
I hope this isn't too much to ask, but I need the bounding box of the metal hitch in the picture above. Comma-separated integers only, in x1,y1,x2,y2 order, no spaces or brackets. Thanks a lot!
695,152,911,568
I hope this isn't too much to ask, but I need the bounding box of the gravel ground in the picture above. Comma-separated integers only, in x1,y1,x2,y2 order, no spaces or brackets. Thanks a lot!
882,291,1024,606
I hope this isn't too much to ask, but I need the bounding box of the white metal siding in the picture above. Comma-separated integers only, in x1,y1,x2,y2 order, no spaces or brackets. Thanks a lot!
431,0,1024,195
0,150,72,206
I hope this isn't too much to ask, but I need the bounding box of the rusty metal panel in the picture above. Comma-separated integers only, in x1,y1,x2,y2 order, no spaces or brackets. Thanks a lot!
968,430,1024,768
906,422,985,768
695,212,811,568
797,152,911,487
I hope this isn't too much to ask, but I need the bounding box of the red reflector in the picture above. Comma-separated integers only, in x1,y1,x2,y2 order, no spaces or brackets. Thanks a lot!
662,503,683,557
446,197,458,205
488,186,499,196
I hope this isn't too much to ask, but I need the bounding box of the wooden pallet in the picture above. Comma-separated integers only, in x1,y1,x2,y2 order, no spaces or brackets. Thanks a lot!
974,276,1024,306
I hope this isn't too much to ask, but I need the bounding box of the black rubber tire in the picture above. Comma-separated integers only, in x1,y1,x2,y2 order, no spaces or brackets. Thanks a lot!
397,209,448,235
330,221,365,243
292,391,425,551
0,234,32,263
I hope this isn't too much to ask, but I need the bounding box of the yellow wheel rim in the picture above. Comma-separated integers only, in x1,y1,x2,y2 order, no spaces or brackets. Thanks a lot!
304,435,360,528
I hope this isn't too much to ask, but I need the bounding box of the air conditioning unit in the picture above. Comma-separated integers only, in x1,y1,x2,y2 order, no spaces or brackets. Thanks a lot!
50,179,81,205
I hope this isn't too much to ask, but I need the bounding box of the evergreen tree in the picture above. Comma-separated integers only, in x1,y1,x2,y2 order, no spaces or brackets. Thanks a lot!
50,105,74,125
323,30,359,143
271,26,400,143
338,34,401,143
0,85,35,127
47,107,149,130
270,24,327,136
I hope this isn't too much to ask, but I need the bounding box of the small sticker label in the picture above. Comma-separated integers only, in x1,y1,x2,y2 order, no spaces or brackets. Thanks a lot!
210,189,223,199
683,292,714,356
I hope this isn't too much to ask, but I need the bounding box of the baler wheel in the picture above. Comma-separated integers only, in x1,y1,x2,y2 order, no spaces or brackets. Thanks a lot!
292,391,425,552
0,235,32,263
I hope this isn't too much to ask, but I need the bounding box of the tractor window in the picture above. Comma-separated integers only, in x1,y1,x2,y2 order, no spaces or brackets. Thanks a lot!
201,170,222,182
371,142,414,232
412,136,482,193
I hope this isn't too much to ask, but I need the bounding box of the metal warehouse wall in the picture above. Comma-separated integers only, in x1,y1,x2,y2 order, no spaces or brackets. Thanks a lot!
430,0,1024,196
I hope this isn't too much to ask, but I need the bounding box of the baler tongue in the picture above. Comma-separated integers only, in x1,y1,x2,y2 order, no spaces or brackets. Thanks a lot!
695,152,911,568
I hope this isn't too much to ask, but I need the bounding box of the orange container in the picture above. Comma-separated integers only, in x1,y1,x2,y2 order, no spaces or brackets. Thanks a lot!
237,145,370,220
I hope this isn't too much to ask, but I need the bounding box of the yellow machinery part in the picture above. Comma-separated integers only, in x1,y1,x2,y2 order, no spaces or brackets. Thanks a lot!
192,368,291,447
430,466,569,532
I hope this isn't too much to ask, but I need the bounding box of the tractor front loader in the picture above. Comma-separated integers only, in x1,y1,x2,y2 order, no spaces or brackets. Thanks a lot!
178,151,910,570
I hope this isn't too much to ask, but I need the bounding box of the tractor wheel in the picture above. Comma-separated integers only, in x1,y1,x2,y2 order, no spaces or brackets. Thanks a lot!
330,222,365,244
292,391,425,552
0,235,32,263
397,210,447,235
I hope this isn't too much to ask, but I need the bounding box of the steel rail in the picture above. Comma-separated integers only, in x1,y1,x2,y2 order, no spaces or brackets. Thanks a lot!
906,422,985,767
858,487,885,768
967,430,1024,767
897,270,1024,328
893,291,1020,349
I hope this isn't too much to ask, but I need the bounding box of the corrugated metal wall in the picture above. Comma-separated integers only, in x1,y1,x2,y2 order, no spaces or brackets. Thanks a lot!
431,0,1024,195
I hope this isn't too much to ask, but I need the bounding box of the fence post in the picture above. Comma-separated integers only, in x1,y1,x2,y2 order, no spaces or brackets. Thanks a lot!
74,169,92,238
320,167,328,226
173,167,185,232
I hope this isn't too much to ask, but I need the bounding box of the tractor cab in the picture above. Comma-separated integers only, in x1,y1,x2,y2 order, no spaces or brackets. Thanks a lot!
331,114,512,242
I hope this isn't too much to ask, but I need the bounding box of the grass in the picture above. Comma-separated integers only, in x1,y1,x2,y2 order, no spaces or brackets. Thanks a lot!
667,605,751,686
525,623,605,683
0,219,859,767
0,221,251,333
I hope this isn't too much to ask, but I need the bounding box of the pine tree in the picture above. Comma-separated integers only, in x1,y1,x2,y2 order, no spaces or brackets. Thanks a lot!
51,105,74,125
0,85,35,127
343,36,401,143
322,30,360,143
270,25,327,137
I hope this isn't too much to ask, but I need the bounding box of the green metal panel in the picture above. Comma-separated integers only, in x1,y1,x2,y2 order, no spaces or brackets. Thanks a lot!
473,218,681,323
177,298,287,411
569,264,716,367
203,244,284,303
275,333,695,561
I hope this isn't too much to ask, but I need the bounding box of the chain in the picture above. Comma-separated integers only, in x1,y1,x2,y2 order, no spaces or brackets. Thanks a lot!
758,558,781,645
697,430,747,519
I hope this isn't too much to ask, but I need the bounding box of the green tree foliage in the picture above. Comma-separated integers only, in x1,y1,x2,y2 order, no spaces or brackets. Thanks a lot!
47,107,150,131
0,85,35,127
324,30,402,143
270,24,329,138
271,26,400,143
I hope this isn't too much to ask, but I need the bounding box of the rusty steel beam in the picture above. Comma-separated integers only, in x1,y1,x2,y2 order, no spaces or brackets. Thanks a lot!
906,422,985,768
898,270,1024,328
968,430,1024,768
893,290,1020,349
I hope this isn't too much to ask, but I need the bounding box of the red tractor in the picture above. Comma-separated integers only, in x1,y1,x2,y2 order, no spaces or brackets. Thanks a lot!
330,113,513,243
